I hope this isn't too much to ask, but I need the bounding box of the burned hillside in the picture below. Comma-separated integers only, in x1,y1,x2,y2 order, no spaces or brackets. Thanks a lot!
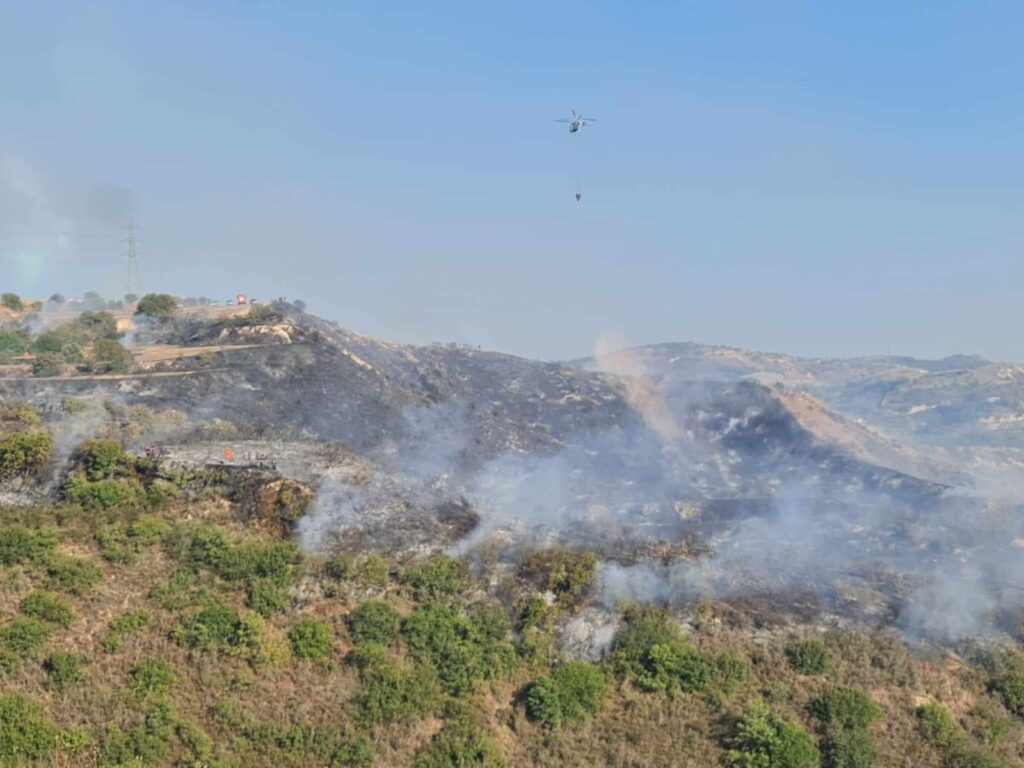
4,303,1024,766
2,302,1017,643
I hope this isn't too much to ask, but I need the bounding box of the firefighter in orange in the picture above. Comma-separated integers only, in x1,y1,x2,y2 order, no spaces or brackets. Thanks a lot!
224,448,233,463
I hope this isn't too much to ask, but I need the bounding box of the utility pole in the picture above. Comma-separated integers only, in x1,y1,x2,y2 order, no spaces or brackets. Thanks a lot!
123,220,142,298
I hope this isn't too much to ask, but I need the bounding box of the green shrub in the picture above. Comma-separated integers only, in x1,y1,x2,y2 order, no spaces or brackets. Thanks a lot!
168,524,300,590
128,659,176,698
176,601,243,651
726,700,820,768
520,547,597,607
641,641,714,694
0,525,56,566
128,515,169,545
915,702,1002,767
348,600,400,646
518,593,551,630
786,639,830,675
96,525,134,564
402,603,516,694
236,611,291,669
812,687,881,731
0,431,53,478
19,590,74,627
103,609,151,653
404,556,469,600
517,626,557,667
358,555,390,589
289,618,333,660
349,641,389,673
526,661,607,731
610,605,682,673
59,727,92,753
246,578,289,617
99,516,170,563
351,642,441,726
43,652,85,690
608,605,712,694
992,665,1024,719
0,694,59,764
415,716,506,767
148,569,196,611
0,617,52,658
176,718,217,765
335,735,374,767
74,439,125,479
100,700,178,766
716,652,748,692
63,474,145,511
325,553,391,591
822,726,877,768
45,554,102,594
918,703,961,752
811,687,882,768
145,479,177,506
0,403,41,430
61,398,87,415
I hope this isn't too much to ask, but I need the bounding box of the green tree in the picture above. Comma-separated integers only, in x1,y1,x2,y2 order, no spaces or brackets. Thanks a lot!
74,310,118,340
1,293,24,311
89,339,132,374
0,330,29,361
82,291,106,310
31,353,63,377
135,293,178,318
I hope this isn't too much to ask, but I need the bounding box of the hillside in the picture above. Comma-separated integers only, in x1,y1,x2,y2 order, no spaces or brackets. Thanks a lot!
2,302,1024,766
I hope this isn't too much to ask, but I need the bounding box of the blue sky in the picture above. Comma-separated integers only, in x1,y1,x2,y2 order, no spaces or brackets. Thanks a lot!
2,2,1023,360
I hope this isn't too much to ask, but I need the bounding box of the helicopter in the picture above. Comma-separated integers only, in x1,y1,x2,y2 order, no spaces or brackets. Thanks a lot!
555,109,596,134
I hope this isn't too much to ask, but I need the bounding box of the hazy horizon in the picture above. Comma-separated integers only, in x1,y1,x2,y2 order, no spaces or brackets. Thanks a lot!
4,3,1024,362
